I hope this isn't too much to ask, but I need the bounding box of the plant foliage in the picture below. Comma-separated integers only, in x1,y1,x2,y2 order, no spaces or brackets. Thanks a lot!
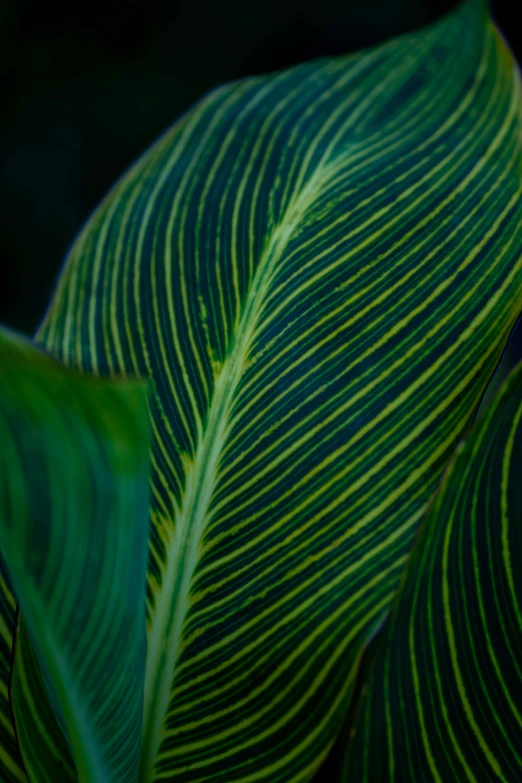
1,0,522,781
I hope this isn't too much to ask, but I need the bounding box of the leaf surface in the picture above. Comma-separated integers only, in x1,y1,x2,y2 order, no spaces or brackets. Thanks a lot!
10,615,76,783
0,328,150,783
338,360,522,782
36,0,522,779
0,564,26,783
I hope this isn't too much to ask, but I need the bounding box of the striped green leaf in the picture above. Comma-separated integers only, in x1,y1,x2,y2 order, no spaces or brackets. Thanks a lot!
10,615,75,783
0,564,26,783
0,327,150,783
35,0,522,779
337,359,522,782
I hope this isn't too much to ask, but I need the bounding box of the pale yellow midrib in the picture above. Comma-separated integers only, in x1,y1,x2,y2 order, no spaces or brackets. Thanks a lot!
139,170,327,782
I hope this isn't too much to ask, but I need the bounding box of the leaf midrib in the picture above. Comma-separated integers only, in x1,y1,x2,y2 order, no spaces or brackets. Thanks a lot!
138,168,328,782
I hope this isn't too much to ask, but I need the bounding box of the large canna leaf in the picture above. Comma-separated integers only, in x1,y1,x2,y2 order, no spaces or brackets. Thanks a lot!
35,0,522,780
0,564,25,783
337,359,522,782
0,327,150,783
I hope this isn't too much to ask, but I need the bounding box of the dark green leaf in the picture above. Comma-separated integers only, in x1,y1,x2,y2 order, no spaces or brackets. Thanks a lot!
10,615,75,783
339,361,522,781
0,327,150,783
0,563,26,782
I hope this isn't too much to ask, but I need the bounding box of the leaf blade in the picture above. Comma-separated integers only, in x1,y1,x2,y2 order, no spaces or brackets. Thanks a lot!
36,1,522,780
338,362,522,781
10,614,76,783
0,328,151,783
0,564,26,783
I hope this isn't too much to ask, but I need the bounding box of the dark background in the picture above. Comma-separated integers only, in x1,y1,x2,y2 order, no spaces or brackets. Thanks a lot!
1,0,520,342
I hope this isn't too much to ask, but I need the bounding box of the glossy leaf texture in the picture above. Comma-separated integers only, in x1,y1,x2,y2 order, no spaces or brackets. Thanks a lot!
0,565,25,782
337,359,522,782
35,0,522,780
0,327,151,783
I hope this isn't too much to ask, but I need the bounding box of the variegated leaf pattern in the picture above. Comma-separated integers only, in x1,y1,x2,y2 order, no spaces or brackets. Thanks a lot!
338,359,522,782
0,563,26,782
311,615,388,783
35,0,522,780
0,327,150,783
10,616,75,783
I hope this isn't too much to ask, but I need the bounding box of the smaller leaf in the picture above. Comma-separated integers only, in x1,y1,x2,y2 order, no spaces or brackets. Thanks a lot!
338,359,522,781
10,614,75,783
0,327,151,783
0,562,26,782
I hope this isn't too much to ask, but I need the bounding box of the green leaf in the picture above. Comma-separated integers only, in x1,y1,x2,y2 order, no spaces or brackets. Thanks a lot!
338,359,522,782
0,327,151,783
10,615,75,783
311,616,388,783
0,564,26,783
35,0,522,779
